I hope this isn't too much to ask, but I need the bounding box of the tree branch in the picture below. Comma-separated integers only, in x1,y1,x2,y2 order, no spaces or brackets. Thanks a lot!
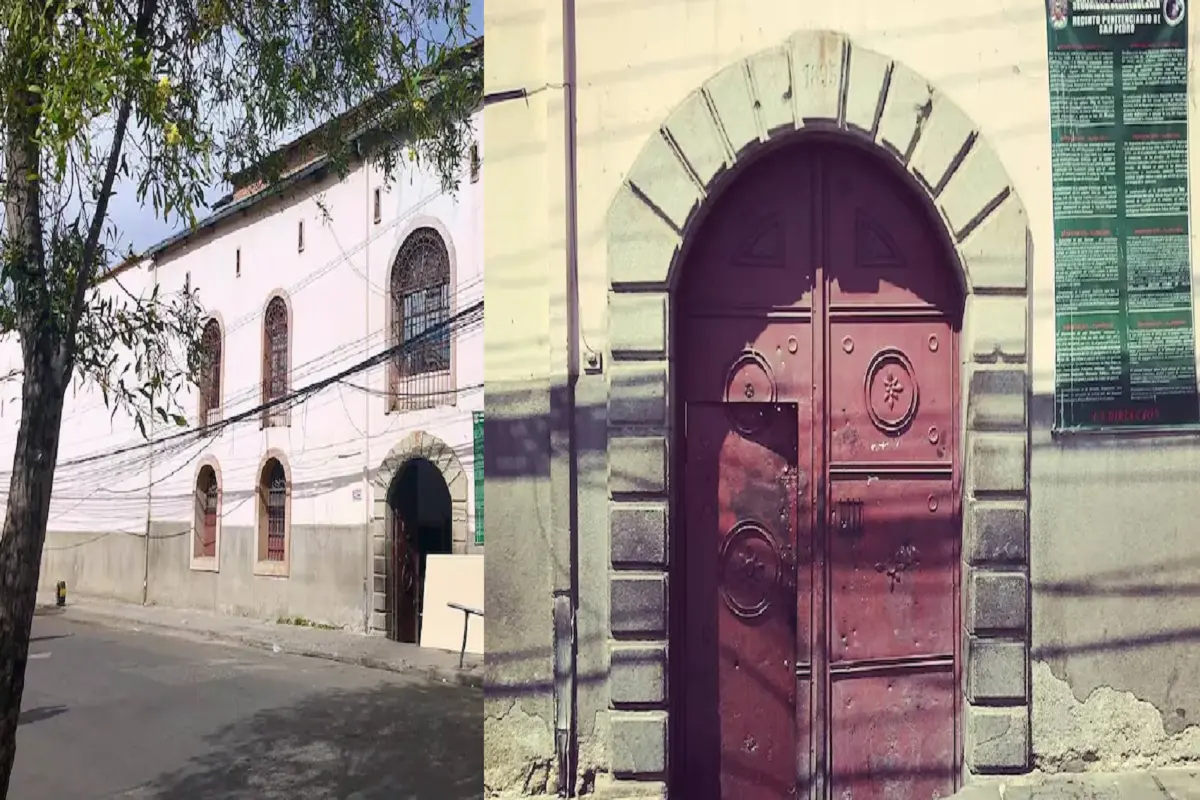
1,0,70,347
68,0,159,339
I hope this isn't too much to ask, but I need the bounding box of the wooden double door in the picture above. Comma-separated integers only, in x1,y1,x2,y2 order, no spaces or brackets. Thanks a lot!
675,142,962,800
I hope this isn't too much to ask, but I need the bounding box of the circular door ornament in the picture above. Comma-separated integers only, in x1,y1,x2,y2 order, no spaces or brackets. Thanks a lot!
724,349,778,435
719,521,782,620
864,347,920,435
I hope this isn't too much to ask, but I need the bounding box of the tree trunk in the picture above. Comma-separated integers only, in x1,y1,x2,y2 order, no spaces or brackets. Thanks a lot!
0,334,69,797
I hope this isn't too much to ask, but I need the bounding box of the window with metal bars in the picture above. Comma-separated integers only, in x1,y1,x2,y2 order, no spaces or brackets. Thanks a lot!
262,296,290,427
198,318,222,426
261,458,287,562
389,227,453,411
193,465,219,559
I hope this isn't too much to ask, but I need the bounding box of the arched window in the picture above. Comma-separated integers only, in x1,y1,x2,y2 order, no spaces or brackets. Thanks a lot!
257,457,289,569
390,227,452,411
193,464,219,560
262,295,290,427
199,318,223,426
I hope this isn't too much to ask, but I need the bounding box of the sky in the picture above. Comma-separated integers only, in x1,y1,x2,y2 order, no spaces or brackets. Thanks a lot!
108,1,483,259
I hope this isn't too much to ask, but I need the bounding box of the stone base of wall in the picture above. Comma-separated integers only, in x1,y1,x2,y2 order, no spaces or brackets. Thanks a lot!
39,521,369,631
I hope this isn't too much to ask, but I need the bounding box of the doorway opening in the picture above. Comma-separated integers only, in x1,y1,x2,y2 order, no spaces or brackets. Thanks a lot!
386,456,454,644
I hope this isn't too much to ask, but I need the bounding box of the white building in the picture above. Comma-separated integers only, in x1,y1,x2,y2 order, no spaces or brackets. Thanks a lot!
0,96,484,650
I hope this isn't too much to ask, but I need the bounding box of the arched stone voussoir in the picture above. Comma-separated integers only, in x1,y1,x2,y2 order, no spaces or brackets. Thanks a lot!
843,43,891,134
607,183,681,289
876,59,938,162
785,30,846,125
907,88,977,196
626,130,702,234
700,60,759,160
663,89,730,190
955,191,1031,294
373,429,468,502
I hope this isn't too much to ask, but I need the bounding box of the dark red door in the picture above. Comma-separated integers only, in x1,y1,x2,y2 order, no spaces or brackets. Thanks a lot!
677,141,961,799
392,515,420,643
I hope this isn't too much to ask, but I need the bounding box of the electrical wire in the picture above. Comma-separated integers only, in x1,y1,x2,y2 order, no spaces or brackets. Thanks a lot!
59,299,480,469
3,273,483,483
12,303,482,532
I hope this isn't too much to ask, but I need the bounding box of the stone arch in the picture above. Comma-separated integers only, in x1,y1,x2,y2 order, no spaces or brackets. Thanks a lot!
603,31,1032,785
369,430,470,634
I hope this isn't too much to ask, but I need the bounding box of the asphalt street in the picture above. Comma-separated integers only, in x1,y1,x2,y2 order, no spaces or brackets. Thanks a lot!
8,611,482,800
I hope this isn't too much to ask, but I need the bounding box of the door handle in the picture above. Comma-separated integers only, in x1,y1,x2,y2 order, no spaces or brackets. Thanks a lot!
832,499,864,538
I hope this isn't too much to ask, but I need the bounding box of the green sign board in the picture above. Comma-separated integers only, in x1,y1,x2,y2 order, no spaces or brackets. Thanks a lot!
1048,0,1200,430
473,411,484,546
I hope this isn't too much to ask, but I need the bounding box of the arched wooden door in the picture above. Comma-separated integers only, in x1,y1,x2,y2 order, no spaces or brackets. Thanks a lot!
391,511,420,643
676,140,962,799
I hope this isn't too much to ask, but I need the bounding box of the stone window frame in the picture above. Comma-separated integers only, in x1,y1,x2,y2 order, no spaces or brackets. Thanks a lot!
602,31,1032,790
190,455,223,573
254,448,293,577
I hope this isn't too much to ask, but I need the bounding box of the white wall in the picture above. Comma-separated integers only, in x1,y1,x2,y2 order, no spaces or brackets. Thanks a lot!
150,111,484,537
0,111,483,622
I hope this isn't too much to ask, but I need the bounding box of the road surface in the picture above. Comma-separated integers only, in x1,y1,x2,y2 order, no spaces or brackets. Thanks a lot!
9,611,481,799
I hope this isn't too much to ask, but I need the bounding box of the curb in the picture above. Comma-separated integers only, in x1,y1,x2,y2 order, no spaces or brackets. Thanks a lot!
44,604,484,689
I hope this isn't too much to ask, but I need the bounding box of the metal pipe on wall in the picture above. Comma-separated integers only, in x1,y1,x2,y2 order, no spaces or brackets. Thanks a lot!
143,257,159,606
361,141,374,635
553,0,583,793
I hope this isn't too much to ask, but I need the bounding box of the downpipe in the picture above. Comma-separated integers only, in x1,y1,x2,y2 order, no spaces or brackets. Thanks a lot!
554,0,582,794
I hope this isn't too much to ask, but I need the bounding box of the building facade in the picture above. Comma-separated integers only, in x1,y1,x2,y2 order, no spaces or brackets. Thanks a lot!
2,108,484,650
484,1,1200,798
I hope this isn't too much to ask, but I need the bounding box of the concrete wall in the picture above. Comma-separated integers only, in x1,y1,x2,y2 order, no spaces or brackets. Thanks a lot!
483,0,1200,793
2,112,484,639
147,522,365,629
483,1,558,793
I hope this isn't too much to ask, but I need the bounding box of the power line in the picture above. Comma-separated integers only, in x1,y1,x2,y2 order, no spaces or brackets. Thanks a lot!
57,299,481,469
0,274,482,479
16,309,483,527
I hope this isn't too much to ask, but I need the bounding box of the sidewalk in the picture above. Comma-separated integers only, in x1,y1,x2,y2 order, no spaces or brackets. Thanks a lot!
957,769,1200,800
34,593,483,688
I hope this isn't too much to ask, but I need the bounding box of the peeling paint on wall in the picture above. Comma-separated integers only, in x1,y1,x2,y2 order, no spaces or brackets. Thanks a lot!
1033,662,1200,772
484,700,556,796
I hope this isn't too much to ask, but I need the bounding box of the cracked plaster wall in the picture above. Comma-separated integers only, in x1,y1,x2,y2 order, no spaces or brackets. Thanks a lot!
1030,426,1200,770
1033,663,1200,772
